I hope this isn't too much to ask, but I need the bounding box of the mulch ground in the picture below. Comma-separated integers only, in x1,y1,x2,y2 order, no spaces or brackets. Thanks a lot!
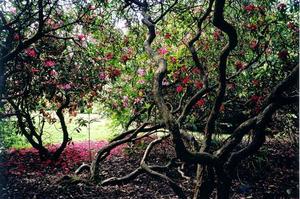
0,138,298,199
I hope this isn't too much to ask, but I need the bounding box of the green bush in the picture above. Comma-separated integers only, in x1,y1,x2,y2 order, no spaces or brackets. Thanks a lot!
0,119,27,149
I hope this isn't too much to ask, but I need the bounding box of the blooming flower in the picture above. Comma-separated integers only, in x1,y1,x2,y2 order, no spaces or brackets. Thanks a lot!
213,30,221,41
170,56,177,64
162,78,169,86
182,76,190,84
49,69,58,76
44,60,56,67
250,95,260,102
247,23,257,31
25,48,37,57
235,61,245,70
158,47,168,55
164,33,171,39
77,34,86,41
192,67,201,74
121,55,129,63
105,52,114,60
249,40,258,50
98,72,106,80
176,85,183,93
137,68,146,76
243,4,257,12
137,79,145,84
196,99,205,107
122,96,129,108
195,81,203,89
31,67,39,73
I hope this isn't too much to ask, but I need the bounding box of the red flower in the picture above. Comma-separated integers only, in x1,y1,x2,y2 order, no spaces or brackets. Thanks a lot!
195,81,203,89
31,67,39,73
181,65,187,72
249,40,258,50
121,55,129,63
176,85,183,93
77,34,86,41
25,48,37,57
182,76,190,84
44,60,56,67
105,52,114,60
164,33,171,39
213,30,221,41
49,69,58,76
287,21,296,30
192,67,201,74
250,95,260,102
278,50,289,60
196,99,205,107
246,24,257,31
170,56,177,63
243,4,257,12
235,61,244,70
112,68,121,77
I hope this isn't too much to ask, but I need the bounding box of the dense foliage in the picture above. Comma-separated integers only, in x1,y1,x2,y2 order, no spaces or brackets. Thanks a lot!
0,0,298,198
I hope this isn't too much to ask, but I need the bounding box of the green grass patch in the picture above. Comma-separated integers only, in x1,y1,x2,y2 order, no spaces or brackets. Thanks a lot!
1,113,120,149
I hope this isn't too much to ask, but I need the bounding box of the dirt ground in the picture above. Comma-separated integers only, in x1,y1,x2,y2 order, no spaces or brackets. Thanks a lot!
0,138,298,199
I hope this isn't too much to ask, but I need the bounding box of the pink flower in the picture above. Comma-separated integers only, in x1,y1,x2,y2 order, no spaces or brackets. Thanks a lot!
49,69,58,76
137,79,145,84
31,67,39,73
249,40,258,50
57,83,72,90
162,78,169,86
134,97,142,104
77,34,86,41
182,76,190,84
98,72,106,80
176,85,183,93
25,48,37,57
158,47,168,55
122,96,129,107
88,4,96,10
137,68,146,76
44,60,56,67
9,7,16,14
243,4,257,12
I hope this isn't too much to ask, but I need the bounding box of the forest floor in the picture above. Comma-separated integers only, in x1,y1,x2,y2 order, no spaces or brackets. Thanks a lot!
0,137,298,199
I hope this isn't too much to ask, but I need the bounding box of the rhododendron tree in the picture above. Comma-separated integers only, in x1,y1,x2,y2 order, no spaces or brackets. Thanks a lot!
0,0,298,198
